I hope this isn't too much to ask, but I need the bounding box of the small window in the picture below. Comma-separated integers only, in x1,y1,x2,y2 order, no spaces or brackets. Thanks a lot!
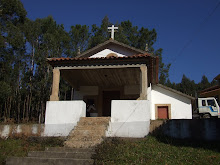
106,53,118,58
207,100,216,107
202,100,206,106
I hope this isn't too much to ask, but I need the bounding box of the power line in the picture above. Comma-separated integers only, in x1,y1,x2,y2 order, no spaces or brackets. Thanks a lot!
170,1,220,64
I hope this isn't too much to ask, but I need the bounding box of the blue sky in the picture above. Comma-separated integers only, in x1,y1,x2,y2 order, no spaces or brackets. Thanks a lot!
20,0,220,83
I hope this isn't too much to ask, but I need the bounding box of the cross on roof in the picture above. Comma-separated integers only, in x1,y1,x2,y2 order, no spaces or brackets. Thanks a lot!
108,25,118,40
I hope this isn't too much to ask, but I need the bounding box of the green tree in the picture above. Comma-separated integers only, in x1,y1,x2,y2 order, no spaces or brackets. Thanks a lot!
116,20,138,46
69,24,89,57
0,0,27,121
154,49,171,84
178,74,196,95
88,16,111,49
28,16,71,122
165,79,176,89
198,75,211,91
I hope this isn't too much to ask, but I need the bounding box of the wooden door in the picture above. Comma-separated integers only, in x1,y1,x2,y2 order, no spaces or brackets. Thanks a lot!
102,91,120,116
158,106,168,119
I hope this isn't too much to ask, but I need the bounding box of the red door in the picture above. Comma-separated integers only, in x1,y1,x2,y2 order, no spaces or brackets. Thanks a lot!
158,106,168,119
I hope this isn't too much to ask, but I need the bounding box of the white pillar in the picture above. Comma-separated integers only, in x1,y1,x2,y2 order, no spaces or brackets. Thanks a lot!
50,68,60,101
139,65,148,100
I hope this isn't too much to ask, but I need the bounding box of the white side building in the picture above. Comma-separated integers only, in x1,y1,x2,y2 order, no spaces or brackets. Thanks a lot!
150,84,193,120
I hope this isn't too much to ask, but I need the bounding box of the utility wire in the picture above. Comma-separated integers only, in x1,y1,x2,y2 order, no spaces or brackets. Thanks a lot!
170,1,220,64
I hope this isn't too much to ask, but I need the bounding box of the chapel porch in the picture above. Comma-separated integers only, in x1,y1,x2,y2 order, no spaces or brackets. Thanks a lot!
48,57,154,117
57,66,148,117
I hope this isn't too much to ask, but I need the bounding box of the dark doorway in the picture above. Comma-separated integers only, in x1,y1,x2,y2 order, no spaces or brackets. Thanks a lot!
86,99,95,117
158,106,169,119
102,91,120,116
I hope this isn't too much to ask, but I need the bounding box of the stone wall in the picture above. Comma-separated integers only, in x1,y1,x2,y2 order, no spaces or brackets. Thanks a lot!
0,124,45,138
150,119,220,141
0,123,77,138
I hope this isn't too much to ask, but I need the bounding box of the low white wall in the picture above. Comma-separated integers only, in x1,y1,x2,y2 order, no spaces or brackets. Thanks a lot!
44,101,86,136
151,85,192,120
106,100,150,138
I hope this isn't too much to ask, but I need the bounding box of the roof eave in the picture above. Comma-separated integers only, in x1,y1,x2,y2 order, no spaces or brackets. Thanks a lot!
47,56,151,67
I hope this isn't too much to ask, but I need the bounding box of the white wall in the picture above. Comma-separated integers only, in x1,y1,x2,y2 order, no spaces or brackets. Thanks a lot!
44,101,86,136
108,45,137,56
90,49,126,58
106,100,150,138
90,45,137,58
151,85,192,120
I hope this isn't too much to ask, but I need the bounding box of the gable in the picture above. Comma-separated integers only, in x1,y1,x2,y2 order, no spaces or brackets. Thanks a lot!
90,48,129,58
77,39,149,58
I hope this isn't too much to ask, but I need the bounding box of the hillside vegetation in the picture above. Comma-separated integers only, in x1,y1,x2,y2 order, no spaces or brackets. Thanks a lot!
94,135,220,165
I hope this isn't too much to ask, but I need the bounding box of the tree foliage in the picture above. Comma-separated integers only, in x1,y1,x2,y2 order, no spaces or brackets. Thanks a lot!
165,74,215,97
0,1,71,123
69,24,89,57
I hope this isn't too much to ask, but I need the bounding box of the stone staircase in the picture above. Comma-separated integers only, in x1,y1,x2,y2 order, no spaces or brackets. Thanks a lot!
6,147,94,165
6,117,110,165
64,117,110,148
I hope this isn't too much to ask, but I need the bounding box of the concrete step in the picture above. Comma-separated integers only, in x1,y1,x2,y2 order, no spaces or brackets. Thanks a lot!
80,117,110,122
64,117,110,149
64,140,102,148
67,135,103,141
45,147,94,152
78,121,109,126
75,124,107,130
66,139,103,146
78,117,110,125
28,151,92,159
6,157,94,165
71,129,106,136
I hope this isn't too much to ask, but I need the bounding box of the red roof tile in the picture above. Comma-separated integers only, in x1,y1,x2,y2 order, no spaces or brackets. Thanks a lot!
47,53,152,62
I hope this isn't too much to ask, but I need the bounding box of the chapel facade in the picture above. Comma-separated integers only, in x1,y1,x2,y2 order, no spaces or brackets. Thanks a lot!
47,39,159,117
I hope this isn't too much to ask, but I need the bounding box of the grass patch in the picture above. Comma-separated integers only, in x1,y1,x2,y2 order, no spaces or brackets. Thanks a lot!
0,137,64,165
94,135,220,165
